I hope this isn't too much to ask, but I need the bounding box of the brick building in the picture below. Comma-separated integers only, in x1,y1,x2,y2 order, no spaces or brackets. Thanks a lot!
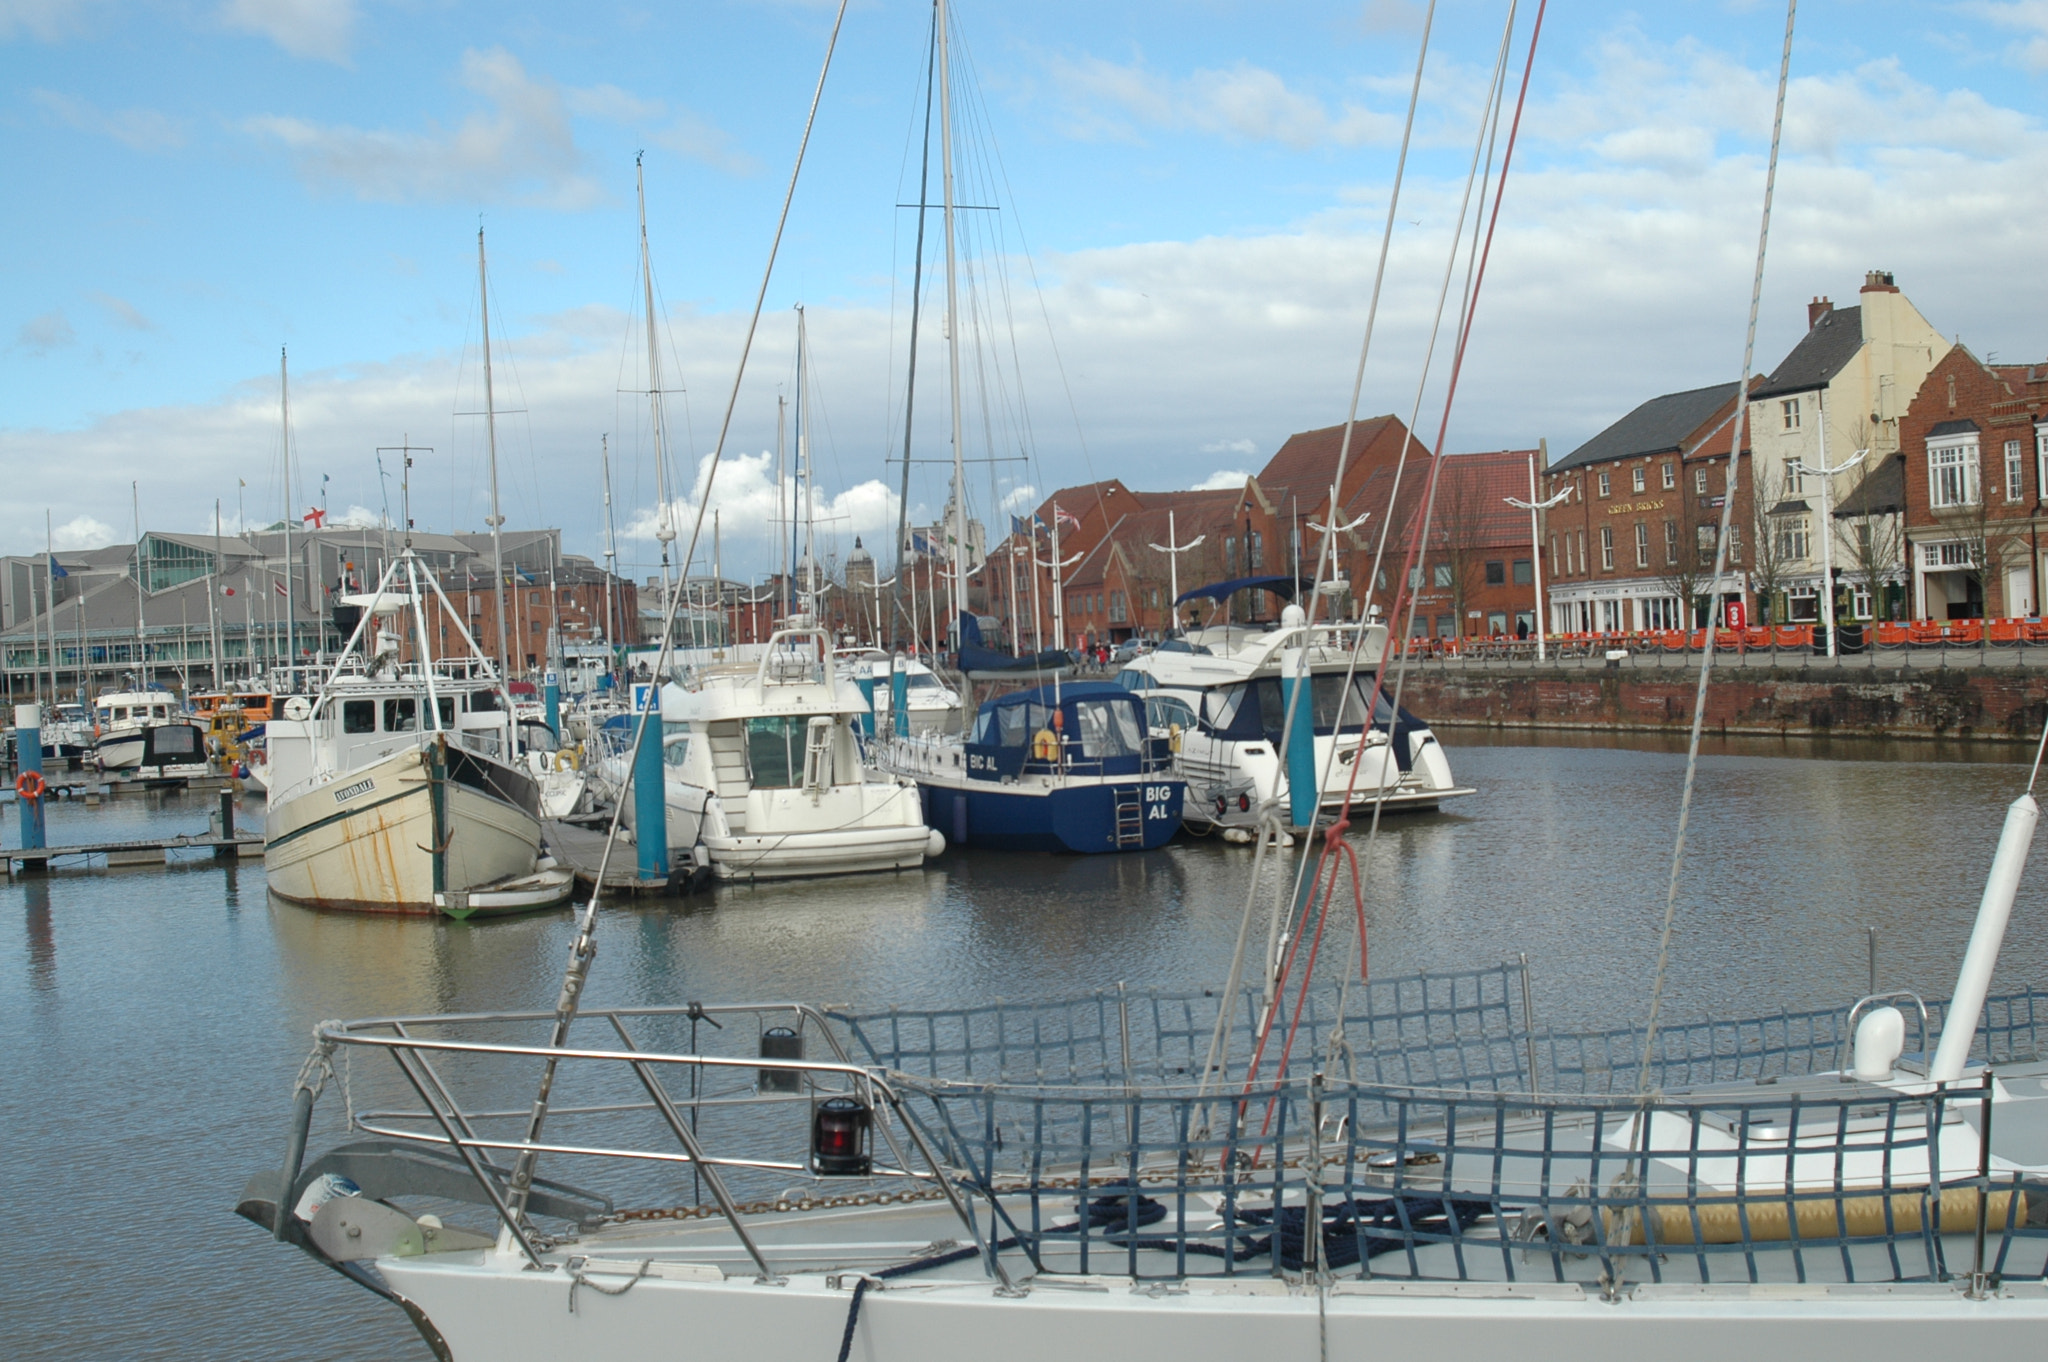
1542,382,1754,632
424,557,638,675
1900,344,2048,621
1385,450,1545,640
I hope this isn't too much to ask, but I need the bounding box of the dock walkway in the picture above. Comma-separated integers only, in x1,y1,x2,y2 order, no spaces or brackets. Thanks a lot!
5,833,264,871
543,819,671,894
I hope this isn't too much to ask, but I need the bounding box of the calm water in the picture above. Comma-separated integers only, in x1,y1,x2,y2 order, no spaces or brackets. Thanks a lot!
6,735,2048,1359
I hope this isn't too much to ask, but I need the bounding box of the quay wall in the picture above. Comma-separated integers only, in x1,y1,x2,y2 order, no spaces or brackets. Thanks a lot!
1399,668,2048,742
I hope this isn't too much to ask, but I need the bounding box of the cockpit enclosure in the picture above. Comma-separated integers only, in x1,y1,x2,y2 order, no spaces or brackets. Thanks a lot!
966,682,1172,780
256,963,2048,1294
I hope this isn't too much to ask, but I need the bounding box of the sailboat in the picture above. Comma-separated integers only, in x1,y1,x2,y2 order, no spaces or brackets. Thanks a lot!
870,5,1183,852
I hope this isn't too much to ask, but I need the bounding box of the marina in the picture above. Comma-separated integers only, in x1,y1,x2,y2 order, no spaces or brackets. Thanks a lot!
6,0,2045,1358
7,736,2048,1362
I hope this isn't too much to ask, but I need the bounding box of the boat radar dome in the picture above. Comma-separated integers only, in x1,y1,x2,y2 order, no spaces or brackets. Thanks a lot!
1280,603,1308,628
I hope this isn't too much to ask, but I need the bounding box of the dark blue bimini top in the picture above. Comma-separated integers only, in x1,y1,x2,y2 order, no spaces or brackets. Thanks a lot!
1174,575,1313,606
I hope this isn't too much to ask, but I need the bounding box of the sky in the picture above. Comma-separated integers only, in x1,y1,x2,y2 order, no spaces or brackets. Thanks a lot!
4,0,2045,587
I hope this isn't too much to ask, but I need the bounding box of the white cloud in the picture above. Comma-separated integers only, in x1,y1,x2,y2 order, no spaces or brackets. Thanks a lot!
30,88,185,150
220,0,354,63
245,48,603,208
1045,54,1396,149
566,83,757,176
0,0,92,41
51,515,114,550
1966,1,2048,70
1190,468,1251,491
621,450,905,578
89,292,154,331
17,311,75,353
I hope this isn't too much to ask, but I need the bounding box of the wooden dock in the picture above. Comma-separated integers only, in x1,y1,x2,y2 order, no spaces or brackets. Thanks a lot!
5,833,264,872
543,819,674,894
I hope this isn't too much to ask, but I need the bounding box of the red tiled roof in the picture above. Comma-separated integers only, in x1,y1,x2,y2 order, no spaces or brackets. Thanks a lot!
1257,416,1428,514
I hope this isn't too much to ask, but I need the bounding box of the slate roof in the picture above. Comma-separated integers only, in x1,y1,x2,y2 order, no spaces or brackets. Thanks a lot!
1751,305,1863,400
1928,419,1981,439
1549,382,1742,475
1834,452,1905,518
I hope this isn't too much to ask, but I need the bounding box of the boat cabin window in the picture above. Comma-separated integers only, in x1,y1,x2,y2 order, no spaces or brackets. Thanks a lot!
1202,686,1246,734
154,704,170,719
1072,700,1143,759
745,715,813,789
1145,695,1196,732
519,720,558,753
342,700,375,734
1115,669,1150,690
979,701,1052,746
907,674,943,692
111,707,128,722
383,698,417,732
662,720,690,768
470,690,501,712
436,696,456,727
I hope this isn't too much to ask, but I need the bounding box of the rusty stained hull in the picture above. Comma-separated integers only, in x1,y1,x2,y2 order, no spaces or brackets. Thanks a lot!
264,743,542,914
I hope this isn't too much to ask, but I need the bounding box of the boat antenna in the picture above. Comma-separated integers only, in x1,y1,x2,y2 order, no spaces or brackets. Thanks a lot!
1636,0,1797,1092
496,0,852,1241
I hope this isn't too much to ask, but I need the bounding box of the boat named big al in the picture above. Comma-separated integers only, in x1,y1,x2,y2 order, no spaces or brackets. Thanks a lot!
261,552,572,916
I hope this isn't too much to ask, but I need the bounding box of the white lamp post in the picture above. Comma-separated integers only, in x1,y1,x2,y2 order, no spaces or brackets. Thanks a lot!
1793,445,1869,658
1147,510,1206,637
1505,455,1572,661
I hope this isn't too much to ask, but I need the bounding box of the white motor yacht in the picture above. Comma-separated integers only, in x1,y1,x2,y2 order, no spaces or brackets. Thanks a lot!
261,557,573,917
1116,601,1471,832
595,624,940,881
91,688,206,776
837,650,962,735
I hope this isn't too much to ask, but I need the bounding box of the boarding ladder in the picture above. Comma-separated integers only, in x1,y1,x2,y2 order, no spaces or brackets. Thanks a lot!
1113,786,1144,849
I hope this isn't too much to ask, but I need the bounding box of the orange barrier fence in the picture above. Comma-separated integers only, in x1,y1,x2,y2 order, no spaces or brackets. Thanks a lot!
1391,617,2048,658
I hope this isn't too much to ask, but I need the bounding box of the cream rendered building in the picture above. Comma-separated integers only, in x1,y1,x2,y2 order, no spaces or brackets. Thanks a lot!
1747,272,1948,625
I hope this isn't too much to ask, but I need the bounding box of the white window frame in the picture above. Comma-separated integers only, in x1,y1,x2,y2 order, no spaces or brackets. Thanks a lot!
1664,519,1678,566
1634,521,1649,568
1928,438,1980,509
1783,457,1804,495
1632,466,1646,493
1694,467,1709,495
1774,515,1810,562
1599,525,1614,571
1597,471,1611,498
2006,439,2025,503
1661,462,1677,490
1781,397,1801,431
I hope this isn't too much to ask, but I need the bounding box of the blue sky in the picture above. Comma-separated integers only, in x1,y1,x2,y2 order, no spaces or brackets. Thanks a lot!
5,0,2046,584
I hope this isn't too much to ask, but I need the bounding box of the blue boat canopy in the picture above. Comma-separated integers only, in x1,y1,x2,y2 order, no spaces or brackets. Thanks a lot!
1174,574,1313,606
968,682,1159,779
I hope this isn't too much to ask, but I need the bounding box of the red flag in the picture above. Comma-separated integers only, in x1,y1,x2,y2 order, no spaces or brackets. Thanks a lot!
221,585,236,597
274,579,288,597
302,506,327,528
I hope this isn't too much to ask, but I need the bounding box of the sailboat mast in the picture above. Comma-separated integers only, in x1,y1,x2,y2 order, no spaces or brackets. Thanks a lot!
893,1,938,648
637,155,678,596
796,305,816,613
601,435,618,658
132,482,146,685
281,347,296,683
478,227,513,700
211,500,225,687
937,0,968,678
44,510,58,706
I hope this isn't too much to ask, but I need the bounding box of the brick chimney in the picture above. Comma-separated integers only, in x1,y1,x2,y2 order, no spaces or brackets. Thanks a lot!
1860,270,1899,294
1808,296,1833,329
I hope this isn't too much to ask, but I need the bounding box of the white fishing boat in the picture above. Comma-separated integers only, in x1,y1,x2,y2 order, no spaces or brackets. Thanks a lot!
593,621,940,881
1116,587,1471,833
261,554,573,917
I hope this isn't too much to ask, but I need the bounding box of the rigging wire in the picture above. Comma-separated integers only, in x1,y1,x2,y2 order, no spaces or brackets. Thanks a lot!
1636,0,1799,1092
494,0,852,1233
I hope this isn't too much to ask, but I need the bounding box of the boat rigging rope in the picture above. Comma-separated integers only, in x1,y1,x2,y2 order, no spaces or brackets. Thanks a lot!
1636,0,1797,1096
1234,1,1543,1129
1194,0,1437,1115
496,0,852,1232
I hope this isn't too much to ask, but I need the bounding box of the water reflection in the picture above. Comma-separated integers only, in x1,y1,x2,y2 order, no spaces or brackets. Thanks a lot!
20,877,54,992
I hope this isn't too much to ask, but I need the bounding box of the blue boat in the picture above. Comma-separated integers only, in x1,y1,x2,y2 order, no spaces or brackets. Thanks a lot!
881,682,1184,854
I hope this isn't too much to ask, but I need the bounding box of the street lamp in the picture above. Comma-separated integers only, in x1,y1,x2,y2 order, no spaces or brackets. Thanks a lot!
1505,456,1572,661
1147,510,1206,638
1306,509,1369,623
1791,445,1870,658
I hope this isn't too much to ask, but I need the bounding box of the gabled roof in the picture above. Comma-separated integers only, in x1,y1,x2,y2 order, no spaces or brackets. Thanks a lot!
1834,452,1905,518
1550,382,1742,475
1751,305,1863,400
1256,416,1421,512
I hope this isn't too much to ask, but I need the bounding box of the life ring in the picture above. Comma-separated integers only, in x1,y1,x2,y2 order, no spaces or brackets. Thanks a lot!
16,770,46,801
1031,729,1060,761
553,747,580,772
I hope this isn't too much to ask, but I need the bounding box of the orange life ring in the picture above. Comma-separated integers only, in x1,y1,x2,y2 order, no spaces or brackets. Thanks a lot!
16,770,46,800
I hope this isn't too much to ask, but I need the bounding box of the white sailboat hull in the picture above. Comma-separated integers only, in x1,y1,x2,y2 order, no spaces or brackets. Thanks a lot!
374,1250,2048,1362
264,742,542,913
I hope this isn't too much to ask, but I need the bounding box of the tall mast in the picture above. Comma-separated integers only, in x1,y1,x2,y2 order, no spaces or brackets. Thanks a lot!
893,1,939,647
796,304,816,613
210,500,226,687
281,347,296,681
776,393,789,622
131,482,146,685
478,226,512,701
44,510,58,706
937,0,968,683
601,435,618,658
637,155,678,597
